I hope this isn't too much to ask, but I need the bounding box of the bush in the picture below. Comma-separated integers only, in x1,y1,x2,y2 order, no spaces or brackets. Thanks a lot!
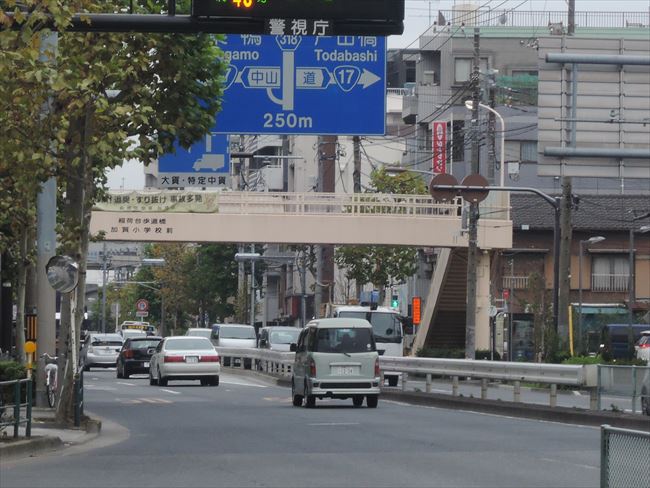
476,350,501,361
0,361,26,382
416,348,464,359
562,355,605,365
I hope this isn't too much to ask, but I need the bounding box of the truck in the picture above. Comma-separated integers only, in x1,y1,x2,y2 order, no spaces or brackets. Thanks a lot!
326,304,405,387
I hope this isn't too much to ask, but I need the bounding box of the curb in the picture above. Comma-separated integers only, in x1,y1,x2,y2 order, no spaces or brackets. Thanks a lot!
380,390,650,431
0,416,102,460
0,435,63,459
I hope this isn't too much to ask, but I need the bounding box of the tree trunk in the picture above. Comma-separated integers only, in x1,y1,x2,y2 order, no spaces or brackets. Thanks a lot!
13,228,31,364
56,107,94,424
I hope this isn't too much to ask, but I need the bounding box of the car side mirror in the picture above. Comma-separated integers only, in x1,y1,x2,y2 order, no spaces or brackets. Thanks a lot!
378,350,385,356
290,343,297,352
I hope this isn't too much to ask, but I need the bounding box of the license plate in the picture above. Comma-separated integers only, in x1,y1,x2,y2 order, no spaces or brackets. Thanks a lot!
332,366,357,376
144,362,150,368
186,356,199,364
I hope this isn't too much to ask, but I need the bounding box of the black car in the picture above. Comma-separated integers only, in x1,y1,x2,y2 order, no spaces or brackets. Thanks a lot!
117,336,163,379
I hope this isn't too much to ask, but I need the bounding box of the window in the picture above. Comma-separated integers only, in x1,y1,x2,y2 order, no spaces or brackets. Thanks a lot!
591,255,629,292
520,141,538,162
454,58,488,84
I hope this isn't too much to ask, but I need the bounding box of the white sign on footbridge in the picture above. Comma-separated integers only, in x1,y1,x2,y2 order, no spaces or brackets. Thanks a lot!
90,191,512,249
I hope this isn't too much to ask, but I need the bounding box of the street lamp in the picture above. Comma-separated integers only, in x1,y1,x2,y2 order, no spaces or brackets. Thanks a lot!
235,251,306,328
578,236,606,354
464,100,505,187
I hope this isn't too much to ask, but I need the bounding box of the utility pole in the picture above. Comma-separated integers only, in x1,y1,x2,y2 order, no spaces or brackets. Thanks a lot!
101,242,108,333
568,0,576,36
353,136,361,193
558,178,573,344
315,135,337,317
35,32,58,407
487,70,497,184
465,27,481,360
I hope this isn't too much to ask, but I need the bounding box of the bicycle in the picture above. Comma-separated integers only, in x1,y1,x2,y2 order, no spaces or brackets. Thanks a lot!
41,353,59,408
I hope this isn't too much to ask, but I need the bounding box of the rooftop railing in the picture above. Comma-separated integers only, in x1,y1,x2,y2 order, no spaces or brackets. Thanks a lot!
439,9,649,29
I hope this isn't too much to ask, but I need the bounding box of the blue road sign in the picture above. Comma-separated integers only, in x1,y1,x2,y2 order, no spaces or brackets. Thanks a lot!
215,35,386,135
158,133,230,188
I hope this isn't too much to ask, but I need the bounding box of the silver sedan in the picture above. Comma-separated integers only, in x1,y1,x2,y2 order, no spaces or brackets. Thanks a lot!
149,336,220,386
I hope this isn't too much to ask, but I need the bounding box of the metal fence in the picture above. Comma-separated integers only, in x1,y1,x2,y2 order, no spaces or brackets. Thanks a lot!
440,9,649,29
597,365,650,414
0,379,32,438
600,425,650,488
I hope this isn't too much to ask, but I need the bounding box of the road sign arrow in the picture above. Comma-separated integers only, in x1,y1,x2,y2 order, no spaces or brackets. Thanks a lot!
359,68,381,89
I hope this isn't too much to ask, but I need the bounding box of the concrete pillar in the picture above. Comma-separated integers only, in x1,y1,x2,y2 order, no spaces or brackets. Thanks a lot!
475,251,492,351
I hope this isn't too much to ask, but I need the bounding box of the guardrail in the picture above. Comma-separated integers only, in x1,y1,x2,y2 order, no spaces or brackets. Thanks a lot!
0,379,32,438
600,425,650,488
216,348,600,409
597,365,650,414
380,356,597,408
216,347,294,377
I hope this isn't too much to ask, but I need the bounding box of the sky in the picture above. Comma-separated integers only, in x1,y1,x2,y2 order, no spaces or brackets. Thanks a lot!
105,0,650,189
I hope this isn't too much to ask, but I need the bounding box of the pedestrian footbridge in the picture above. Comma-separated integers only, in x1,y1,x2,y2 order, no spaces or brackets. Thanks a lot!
91,190,512,352
90,190,512,249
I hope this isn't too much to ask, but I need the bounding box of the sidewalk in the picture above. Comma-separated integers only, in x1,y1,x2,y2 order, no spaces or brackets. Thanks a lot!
0,407,101,460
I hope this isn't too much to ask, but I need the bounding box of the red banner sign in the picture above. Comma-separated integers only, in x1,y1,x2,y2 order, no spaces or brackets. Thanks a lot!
432,121,447,174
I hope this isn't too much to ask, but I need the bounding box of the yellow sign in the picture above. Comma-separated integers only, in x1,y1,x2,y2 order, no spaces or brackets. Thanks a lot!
24,341,37,354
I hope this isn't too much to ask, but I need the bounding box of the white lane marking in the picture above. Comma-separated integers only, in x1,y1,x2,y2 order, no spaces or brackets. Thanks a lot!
85,385,117,391
219,380,268,388
140,398,173,404
308,422,360,426
116,382,136,386
540,458,598,470
160,389,181,395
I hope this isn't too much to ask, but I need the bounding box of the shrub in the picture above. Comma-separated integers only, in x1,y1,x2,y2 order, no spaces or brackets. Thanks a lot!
475,350,501,361
0,361,26,382
416,348,465,359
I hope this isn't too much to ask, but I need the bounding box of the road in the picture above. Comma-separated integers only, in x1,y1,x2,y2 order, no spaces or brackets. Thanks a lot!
1,369,601,488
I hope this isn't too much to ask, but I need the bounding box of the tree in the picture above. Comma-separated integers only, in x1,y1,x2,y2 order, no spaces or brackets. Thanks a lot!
188,244,239,325
335,168,427,302
1,0,227,423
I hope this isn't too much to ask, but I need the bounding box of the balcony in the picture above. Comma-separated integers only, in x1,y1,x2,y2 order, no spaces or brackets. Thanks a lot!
502,276,530,290
591,274,629,293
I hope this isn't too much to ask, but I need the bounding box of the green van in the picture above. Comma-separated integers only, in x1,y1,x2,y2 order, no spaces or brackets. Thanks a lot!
290,318,381,408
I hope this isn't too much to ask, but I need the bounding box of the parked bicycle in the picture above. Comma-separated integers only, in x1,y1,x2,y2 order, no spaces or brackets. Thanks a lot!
41,353,58,408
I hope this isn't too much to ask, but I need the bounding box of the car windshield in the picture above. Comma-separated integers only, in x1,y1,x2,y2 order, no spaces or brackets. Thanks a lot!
337,311,401,342
186,329,212,338
220,326,256,339
129,339,162,350
269,329,300,344
314,328,375,353
91,335,123,346
165,338,213,351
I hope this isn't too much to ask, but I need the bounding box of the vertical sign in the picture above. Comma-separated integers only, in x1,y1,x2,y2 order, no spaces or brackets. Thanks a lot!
412,296,422,326
432,121,447,174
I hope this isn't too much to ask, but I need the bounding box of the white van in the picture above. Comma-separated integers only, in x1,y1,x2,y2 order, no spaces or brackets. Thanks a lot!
211,324,257,368
291,318,381,408
327,305,404,387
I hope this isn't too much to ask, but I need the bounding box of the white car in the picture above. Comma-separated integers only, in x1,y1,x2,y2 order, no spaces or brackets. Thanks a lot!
634,331,650,363
149,336,220,386
81,333,124,370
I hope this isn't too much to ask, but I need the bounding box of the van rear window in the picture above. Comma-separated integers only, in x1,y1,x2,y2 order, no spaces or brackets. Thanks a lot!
313,328,375,353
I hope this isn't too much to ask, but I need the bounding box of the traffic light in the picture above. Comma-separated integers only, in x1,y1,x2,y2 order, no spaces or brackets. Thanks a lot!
391,294,399,309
